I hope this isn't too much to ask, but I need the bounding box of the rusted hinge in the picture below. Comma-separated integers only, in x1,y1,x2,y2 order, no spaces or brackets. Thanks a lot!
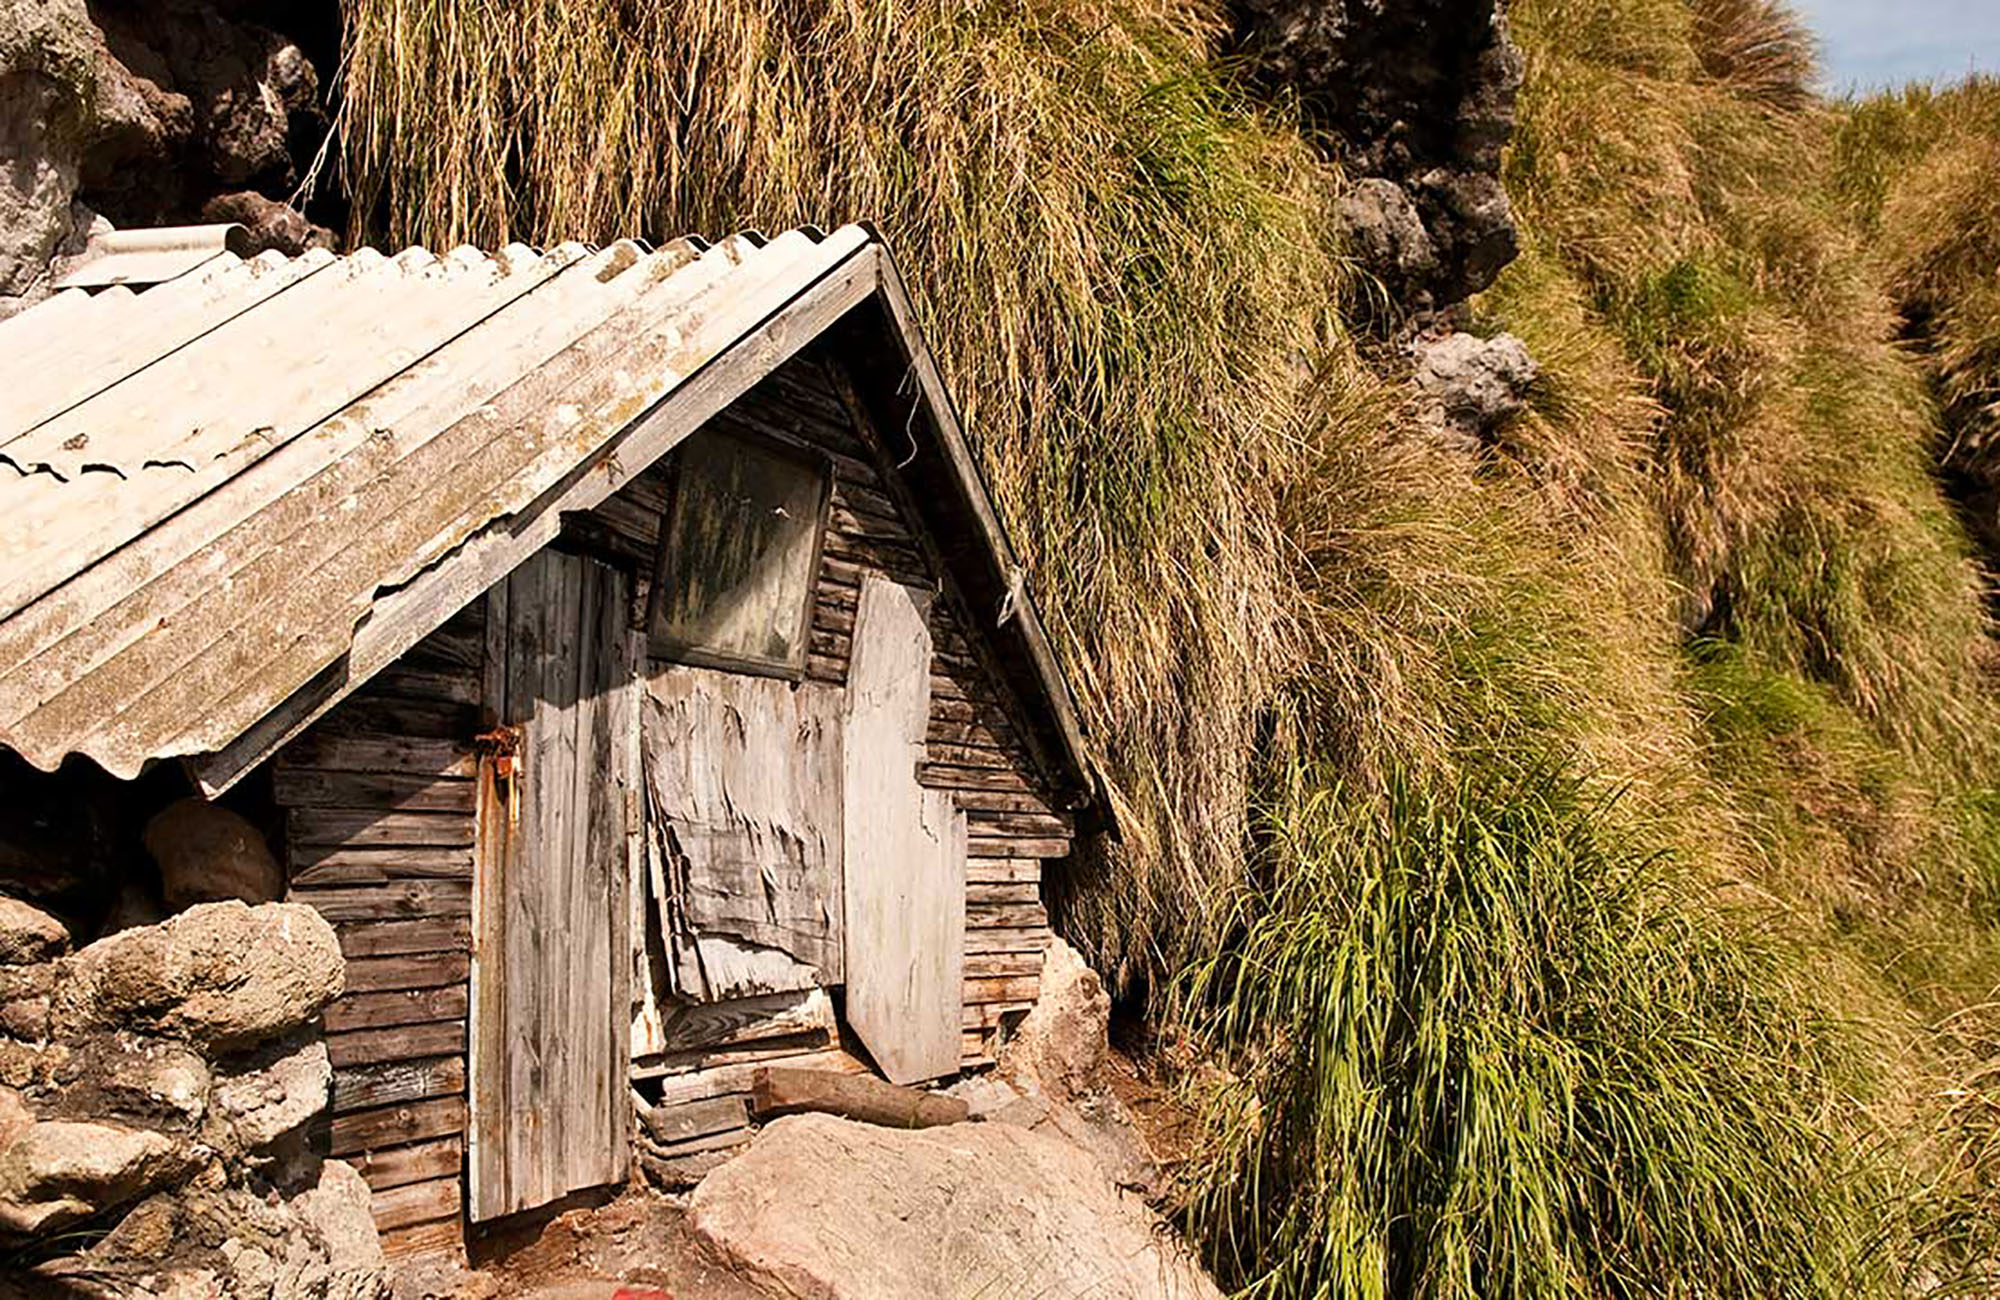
474,724,525,829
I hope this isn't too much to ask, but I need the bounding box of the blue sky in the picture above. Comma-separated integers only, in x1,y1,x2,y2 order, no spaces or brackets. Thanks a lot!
1789,0,2000,90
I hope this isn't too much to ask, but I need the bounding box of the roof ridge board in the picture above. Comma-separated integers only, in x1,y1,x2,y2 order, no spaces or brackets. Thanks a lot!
0,241,694,756
0,242,660,717
11,244,520,478
189,230,884,791
0,245,593,626
0,251,339,444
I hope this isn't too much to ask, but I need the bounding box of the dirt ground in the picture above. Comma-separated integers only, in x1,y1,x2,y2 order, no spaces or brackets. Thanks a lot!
388,1187,772,1300
388,1046,1190,1300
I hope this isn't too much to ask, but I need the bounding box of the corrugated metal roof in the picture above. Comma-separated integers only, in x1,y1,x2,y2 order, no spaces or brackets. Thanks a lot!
0,224,882,786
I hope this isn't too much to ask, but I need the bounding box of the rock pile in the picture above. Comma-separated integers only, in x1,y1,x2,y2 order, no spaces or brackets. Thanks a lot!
1230,0,1525,317
1,0,336,319
0,898,384,1299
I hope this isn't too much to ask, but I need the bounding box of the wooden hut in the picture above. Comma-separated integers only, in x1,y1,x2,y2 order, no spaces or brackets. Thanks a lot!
0,223,1093,1255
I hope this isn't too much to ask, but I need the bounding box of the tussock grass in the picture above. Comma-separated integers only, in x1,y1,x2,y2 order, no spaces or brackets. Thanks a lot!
1180,764,1879,1298
1839,80,2000,513
342,0,1348,989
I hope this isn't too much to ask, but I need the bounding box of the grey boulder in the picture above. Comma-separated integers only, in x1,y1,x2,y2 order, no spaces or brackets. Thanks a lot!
689,1112,1219,1299
55,901,344,1052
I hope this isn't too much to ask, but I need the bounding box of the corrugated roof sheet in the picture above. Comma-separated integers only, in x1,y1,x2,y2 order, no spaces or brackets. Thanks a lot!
51,223,253,290
0,224,881,785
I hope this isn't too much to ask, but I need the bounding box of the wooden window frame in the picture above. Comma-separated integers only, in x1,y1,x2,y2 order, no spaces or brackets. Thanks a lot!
643,426,835,682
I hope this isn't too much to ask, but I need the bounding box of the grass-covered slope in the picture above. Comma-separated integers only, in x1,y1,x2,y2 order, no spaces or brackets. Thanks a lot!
338,0,2000,1292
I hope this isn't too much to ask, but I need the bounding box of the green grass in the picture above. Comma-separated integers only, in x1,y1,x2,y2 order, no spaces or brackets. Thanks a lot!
1179,762,1881,1298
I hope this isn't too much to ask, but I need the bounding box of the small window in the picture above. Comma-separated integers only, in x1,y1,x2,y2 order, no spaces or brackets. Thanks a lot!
646,427,833,677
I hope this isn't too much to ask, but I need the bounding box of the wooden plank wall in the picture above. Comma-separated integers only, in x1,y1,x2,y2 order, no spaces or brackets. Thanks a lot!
278,603,483,1258
575,351,1075,1067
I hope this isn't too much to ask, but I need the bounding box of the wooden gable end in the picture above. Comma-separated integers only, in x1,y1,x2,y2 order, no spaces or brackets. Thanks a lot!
575,348,1074,1066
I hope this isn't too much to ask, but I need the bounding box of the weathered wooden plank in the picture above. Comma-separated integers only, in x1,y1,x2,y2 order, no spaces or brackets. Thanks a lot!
966,903,1049,930
350,1136,464,1193
290,846,474,887
843,575,965,1085
645,666,845,986
964,881,1041,905
291,880,473,922
343,952,472,993
370,664,481,706
336,917,469,958
633,1031,837,1079
965,858,1040,884
963,926,1054,955
961,1001,1035,1030
915,764,1030,793
649,1047,868,1109
968,837,1069,860
280,733,476,779
820,533,926,577
404,609,486,671
325,1096,465,1155
658,989,836,1054
638,1094,750,1146
324,984,468,1033
289,809,475,849
331,1054,466,1114
315,695,472,742
945,789,1058,816
274,767,475,813
750,1067,969,1129
965,809,1075,837
832,480,899,523
378,1218,464,1262
925,718,1018,750
371,1176,463,1233
921,742,1019,771
964,951,1043,978
327,1020,466,1069
604,583,639,1197
927,673,997,704
964,975,1042,1005
636,1126,753,1158
829,505,913,544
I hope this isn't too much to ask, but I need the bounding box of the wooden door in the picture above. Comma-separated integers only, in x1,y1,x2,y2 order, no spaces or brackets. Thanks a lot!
842,575,966,1083
641,666,845,1004
470,550,638,1222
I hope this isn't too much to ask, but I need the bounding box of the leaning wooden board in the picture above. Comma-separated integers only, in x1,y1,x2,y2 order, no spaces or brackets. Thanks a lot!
842,575,966,1084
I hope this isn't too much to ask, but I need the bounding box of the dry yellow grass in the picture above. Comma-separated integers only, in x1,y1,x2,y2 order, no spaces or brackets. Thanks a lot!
334,0,2000,1290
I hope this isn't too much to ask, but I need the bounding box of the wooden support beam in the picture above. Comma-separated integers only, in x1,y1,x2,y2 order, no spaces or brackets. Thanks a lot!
749,1067,969,1130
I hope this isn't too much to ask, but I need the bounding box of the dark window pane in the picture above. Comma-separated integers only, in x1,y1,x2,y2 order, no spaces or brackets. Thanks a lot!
649,429,829,673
